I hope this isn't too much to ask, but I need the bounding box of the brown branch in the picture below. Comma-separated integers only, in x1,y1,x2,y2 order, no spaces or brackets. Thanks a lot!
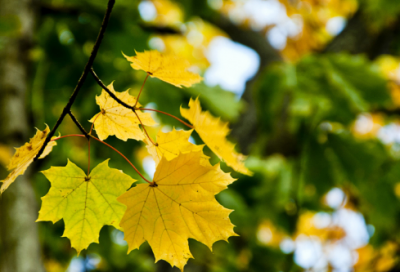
67,111,90,139
91,69,157,145
90,68,136,111
34,0,115,160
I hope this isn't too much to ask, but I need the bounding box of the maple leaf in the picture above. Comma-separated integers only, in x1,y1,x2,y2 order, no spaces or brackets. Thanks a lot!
37,160,136,254
1,125,57,193
118,151,237,271
0,144,12,168
180,98,253,176
146,128,208,165
89,82,156,141
123,50,202,88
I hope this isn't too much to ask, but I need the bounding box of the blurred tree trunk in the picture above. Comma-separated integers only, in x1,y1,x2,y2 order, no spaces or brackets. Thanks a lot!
0,0,45,272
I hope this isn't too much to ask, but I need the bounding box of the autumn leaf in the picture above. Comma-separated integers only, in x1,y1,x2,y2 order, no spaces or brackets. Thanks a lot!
118,151,237,271
180,98,253,176
1,125,57,193
0,144,12,168
123,50,202,88
89,82,156,141
37,160,136,254
146,128,208,165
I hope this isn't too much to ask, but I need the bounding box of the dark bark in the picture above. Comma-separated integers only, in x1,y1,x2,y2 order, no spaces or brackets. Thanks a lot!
324,10,400,59
323,10,373,55
0,0,45,271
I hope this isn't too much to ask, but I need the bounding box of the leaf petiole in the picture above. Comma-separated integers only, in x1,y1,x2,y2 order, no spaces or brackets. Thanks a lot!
134,74,149,108
51,134,151,184
133,110,157,146
89,112,101,135
87,140,91,176
137,108,194,129
51,134,86,141
91,136,152,183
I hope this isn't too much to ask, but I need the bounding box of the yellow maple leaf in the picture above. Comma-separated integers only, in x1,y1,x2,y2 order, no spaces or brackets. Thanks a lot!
118,151,237,271
1,125,57,193
151,0,184,27
0,144,13,168
123,50,203,88
146,128,208,165
180,98,253,176
37,160,136,254
89,82,156,141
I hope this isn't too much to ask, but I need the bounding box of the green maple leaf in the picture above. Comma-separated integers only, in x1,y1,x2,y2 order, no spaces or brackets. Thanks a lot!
37,159,135,253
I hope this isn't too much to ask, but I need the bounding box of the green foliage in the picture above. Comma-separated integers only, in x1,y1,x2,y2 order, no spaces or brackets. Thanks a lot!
3,0,400,271
362,0,400,29
255,54,390,133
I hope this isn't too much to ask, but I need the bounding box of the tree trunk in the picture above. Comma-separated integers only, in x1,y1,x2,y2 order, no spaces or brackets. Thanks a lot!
0,0,45,271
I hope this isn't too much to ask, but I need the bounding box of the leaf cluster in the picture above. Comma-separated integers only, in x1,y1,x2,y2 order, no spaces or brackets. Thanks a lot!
1,48,252,271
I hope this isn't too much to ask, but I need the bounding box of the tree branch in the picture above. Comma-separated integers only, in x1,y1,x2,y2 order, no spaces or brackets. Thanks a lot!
91,68,159,145
323,9,400,59
67,111,90,139
90,68,136,111
34,0,115,160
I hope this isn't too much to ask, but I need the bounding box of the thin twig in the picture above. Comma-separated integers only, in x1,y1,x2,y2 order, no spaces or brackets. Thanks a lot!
138,108,194,129
134,74,149,107
34,0,115,160
68,111,90,139
90,68,135,111
51,134,151,183
133,110,157,146
91,68,156,145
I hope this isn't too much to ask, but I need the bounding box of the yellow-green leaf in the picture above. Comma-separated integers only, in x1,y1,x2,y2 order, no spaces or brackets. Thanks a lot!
89,82,156,141
146,128,208,165
37,160,136,254
1,125,57,193
180,98,253,176
118,151,237,271
123,50,203,88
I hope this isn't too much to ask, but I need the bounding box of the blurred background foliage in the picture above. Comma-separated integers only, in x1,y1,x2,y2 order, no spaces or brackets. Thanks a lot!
2,0,400,271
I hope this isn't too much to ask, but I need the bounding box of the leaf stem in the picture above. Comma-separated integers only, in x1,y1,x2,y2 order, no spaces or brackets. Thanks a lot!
89,112,100,135
134,74,149,107
90,69,156,145
133,111,157,146
34,0,115,160
138,108,194,129
91,136,151,183
87,140,91,176
51,134,151,183
51,134,86,141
